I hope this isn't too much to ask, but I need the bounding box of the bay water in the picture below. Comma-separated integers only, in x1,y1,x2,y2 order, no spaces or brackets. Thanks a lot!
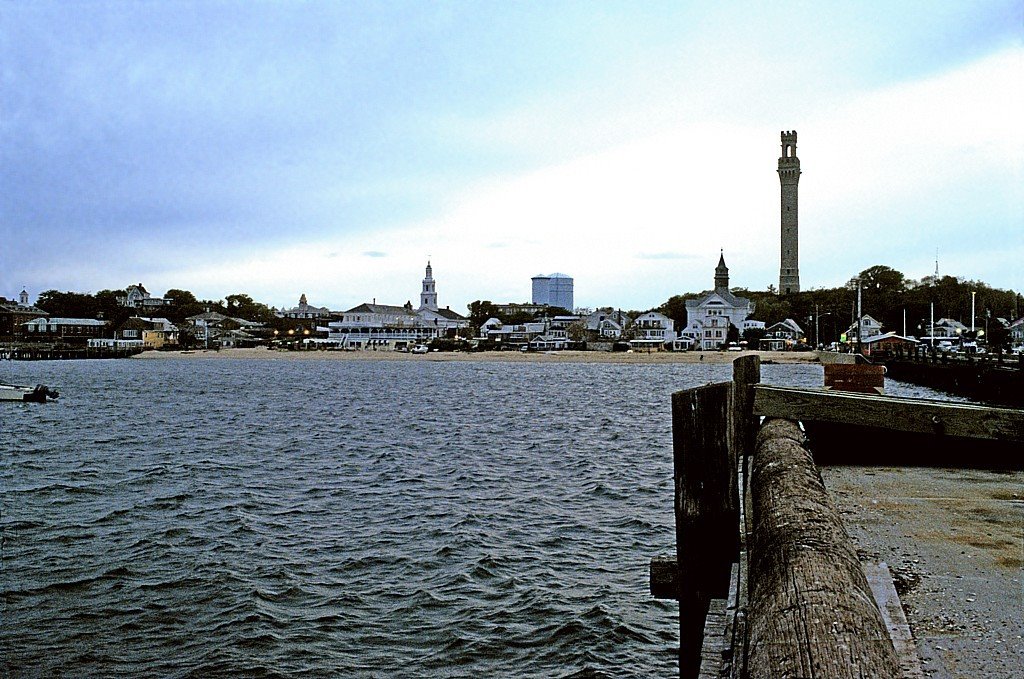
0,358,949,677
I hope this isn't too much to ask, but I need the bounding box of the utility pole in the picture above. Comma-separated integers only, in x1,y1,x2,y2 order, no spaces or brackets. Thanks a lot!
856,279,863,354
814,304,819,348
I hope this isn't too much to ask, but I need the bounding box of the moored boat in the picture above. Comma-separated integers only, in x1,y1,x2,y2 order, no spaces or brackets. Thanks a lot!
0,383,60,403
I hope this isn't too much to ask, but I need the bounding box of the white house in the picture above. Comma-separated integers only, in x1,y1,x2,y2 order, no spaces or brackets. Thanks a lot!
585,309,630,340
118,283,172,310
631,311,675,350
760,318,804,351
682,253,754,350
1009,317,1024,347
276,294,331,320
844,314,884,341
480,320,547,346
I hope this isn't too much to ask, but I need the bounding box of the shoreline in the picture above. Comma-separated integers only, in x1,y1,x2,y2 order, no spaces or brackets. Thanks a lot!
132,347,821,364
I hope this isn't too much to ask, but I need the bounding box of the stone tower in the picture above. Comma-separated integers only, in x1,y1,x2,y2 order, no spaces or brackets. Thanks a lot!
420,261,438,311
778,130,801,294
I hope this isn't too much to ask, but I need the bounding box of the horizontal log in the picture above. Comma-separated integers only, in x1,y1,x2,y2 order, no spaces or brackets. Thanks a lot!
747,419,899,679
753,385,1024,442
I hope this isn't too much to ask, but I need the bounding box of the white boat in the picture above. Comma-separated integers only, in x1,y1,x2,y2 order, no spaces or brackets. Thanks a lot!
0,383,59,403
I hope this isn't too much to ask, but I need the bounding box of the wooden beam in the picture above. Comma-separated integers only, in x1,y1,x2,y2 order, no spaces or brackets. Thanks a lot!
753,385,1024,441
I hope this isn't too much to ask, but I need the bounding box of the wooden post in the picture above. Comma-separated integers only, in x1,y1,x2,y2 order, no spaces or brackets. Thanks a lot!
747,419,900,679
672,383,736,678
732,355,760,550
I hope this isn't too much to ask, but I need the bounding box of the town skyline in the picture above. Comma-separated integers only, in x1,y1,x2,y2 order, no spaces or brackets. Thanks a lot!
3,2,1021,311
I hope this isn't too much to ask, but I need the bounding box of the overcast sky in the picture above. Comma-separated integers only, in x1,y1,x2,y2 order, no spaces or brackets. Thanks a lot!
2,1,1021,313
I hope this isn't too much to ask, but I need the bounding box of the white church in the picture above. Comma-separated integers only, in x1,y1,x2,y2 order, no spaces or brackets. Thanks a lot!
327,261,469,349
680,252,756,350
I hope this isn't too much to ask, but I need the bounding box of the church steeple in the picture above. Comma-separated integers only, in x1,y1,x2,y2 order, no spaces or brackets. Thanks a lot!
714,250,730,291
419,260,438,311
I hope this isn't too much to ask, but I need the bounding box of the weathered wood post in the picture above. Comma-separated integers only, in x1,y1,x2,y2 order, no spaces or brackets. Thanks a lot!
671,382,737,678
747,419,900,678
732,355,760,546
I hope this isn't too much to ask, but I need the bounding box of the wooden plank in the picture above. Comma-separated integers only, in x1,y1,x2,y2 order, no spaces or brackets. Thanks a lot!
673,382,737,679
753,385,1024,441
747,419,900,679
730,551,748,679
698,598,728,679
863,562,925,679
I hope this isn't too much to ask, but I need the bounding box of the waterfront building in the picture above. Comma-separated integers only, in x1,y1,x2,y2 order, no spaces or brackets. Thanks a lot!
859,332,919,357
585,309,631,340
276,294,331,320
326,262,468,349
21,317,107,345
681,252,754,350
531,273,574,310
479,320,547,346
118,283,172,310
185,311,263,346
117,317,179,348
760,319,805,351
630,311,676,350
778,130,801,294
0,292,48,342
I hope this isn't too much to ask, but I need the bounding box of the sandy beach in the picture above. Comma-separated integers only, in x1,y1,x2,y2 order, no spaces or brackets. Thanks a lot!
133,347,821,364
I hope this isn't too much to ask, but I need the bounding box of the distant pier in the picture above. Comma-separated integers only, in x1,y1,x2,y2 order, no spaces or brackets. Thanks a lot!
2,345,143,361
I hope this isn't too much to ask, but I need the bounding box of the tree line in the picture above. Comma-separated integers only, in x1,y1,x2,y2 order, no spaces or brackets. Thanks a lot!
658,265,1022,346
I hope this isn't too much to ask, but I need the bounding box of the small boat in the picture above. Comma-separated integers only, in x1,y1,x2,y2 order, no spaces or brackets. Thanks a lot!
0,383,60,403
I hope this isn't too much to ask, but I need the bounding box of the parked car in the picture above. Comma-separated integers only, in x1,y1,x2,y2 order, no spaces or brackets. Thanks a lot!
411,344,428,354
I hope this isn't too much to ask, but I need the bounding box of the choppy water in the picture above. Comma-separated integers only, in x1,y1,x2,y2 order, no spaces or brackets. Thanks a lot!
1,358,955,677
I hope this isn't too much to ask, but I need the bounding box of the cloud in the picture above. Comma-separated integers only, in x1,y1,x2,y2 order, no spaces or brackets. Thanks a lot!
363,251,388,258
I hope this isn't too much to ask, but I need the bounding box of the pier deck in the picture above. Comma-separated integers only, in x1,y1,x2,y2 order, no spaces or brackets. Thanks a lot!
651,355,1023,678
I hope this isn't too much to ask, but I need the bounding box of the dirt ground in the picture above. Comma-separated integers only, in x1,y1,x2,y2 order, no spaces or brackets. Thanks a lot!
821,465,1023,679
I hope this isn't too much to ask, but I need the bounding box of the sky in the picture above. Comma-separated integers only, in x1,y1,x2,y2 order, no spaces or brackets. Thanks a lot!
2,1,1022,314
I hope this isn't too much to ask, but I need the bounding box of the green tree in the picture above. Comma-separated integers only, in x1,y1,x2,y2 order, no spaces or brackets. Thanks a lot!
225,293,275,322
467,300,498,328
726,323,740,344
566,320,589,343
35,290,99,318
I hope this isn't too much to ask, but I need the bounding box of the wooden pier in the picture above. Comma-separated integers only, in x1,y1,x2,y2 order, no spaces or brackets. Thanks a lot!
2,345,143,360
879,349,1023,407
651,355,1024,678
